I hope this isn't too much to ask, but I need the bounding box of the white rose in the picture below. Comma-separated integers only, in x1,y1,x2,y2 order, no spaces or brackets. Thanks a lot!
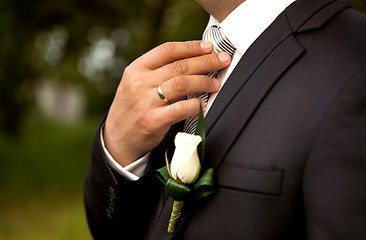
170,132,202,184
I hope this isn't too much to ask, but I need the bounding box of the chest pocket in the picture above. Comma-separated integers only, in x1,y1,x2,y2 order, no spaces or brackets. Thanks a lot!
217,164,284,196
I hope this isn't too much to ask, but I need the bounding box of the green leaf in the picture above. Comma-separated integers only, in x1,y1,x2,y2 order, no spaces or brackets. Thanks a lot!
155,166,171,185
165,150,173,179
195,105,205,163
166,179,191,200
191,168,215,200
156,167,215,201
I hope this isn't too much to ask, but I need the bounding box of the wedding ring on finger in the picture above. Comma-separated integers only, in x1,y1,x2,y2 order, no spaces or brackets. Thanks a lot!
157,85,170,104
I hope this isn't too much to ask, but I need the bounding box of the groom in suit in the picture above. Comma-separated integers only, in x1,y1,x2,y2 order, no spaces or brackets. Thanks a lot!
84,0,366,239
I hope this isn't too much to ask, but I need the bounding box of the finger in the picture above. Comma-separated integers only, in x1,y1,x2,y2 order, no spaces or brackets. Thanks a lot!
135,41,213,70
156,52,231,82
160,75,220,101
156,98,203,126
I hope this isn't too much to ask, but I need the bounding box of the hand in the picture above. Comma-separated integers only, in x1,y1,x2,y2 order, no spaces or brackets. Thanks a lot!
104,41,231,167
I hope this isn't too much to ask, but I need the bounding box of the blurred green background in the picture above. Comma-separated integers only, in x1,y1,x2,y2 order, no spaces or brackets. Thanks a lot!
0,0,365,239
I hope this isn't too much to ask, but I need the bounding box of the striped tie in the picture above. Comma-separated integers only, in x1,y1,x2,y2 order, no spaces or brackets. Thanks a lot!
183,25,236,134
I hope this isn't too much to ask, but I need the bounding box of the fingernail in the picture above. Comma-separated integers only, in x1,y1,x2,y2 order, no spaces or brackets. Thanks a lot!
218,52,231,63
200,41,212,50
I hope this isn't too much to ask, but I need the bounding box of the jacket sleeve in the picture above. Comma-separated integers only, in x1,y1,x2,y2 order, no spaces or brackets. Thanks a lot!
83,118,165,240
303,68,366,239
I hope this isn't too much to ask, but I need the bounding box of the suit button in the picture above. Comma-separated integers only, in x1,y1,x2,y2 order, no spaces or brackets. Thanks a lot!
106,208,114,220
109,187,116,199
108,203,115,214
109,193,116,203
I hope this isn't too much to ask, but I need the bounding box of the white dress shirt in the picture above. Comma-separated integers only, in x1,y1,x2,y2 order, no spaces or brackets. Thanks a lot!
101,0,296,181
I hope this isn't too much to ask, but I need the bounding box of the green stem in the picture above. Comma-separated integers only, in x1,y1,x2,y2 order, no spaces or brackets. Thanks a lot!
167,200,184,233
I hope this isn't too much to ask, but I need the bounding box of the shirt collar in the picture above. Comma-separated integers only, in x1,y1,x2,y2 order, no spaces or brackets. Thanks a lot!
205,0,296,55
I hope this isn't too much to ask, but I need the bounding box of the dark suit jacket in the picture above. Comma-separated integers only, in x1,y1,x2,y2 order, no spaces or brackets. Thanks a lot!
84,0,366,239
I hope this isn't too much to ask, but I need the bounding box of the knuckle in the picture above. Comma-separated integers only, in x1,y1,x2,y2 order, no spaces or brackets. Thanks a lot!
130,80,143,93
172,59,189,74
122,65,133,78
121,64,141,84
203,54,215,67
171,76,188,93
186,41,195,52
159,42,175,55
120,64,148,91
120,74,142,95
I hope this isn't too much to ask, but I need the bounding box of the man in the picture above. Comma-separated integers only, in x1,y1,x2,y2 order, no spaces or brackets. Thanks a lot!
84,0,366,239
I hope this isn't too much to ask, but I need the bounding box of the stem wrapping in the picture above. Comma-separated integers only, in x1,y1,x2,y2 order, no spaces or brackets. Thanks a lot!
167,200,184,233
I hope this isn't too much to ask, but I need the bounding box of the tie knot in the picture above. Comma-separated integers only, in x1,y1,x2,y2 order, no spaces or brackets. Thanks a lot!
203,25,236,56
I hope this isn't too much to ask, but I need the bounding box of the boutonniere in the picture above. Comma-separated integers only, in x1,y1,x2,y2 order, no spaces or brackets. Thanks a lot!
156,106,215,233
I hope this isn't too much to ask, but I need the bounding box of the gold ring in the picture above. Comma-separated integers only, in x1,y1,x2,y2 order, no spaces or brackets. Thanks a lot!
157,85,170,104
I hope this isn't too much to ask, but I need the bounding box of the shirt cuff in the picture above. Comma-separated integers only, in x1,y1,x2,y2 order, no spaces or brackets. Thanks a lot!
100,124,149,181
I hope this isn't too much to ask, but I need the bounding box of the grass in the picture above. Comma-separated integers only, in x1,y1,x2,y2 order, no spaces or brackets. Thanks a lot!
0,192,92,240
0,115,103,239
